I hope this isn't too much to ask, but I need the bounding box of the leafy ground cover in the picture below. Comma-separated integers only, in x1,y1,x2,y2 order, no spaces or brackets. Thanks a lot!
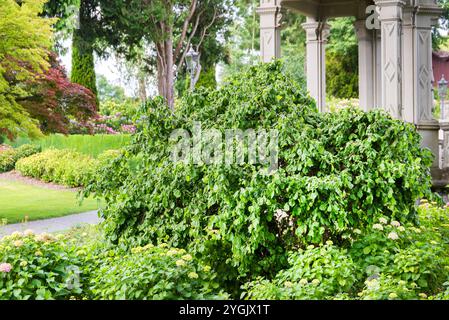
0,178,99,224
1,201,449,300
7,134,131,158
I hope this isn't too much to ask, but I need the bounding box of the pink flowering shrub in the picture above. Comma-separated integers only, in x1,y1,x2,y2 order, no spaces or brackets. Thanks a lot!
0,263,12,273
120,124,137,134
69,115,135,135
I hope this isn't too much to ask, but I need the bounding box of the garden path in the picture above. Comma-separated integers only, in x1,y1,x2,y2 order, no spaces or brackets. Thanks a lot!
0,211,101,237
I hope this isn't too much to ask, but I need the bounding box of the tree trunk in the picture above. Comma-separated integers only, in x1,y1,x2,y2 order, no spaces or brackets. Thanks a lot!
137,74,147,102
165,32,175,109
71,0,98,107
156,38,175,110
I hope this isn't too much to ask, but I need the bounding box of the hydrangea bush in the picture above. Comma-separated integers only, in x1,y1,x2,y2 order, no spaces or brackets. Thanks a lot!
0,231,88,300
243,201,449,300
0,229,228,300
89,244,228,300
242,244,358,300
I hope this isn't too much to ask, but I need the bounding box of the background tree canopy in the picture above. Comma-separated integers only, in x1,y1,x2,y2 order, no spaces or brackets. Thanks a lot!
0,0,54,140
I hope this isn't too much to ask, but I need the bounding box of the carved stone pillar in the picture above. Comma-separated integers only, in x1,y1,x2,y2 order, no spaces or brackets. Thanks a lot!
441,122,449,169
302,17,330,112
257,0,282,63
402,1,440,124
355,20,376,111
375,0,405,119
374,29,382,108
403,1,442,169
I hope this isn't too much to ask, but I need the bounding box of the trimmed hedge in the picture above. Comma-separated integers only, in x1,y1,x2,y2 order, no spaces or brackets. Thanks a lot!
15,148,121,187
0,144,41,173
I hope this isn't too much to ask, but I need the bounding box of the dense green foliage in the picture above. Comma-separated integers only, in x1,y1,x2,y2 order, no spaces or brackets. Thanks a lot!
243,202,449,300
0,144,41,173
326,18,359,99
85,62,433,291
71,30,98,103
14,148,117,187
242,244,358,300
99,99,140,122
0,230,227,300
89,245,228,300
0,231,87,300
0,0,54,140
8,134,131,158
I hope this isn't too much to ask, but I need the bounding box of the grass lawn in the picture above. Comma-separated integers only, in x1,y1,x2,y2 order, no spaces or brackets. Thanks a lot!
0,179,100,224
7,134,131,157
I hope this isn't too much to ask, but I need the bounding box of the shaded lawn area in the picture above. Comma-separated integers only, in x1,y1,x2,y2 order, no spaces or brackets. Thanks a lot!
0,178,100,224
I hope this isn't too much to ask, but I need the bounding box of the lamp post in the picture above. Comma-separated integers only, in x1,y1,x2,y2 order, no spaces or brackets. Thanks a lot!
439,75,448,120
185,47,201,91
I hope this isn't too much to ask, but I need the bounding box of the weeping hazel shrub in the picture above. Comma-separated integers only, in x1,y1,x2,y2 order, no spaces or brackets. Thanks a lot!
84,61,434,288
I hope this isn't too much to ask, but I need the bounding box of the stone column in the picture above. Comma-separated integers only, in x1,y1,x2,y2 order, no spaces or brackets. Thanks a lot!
355,20,376,111
402,1,440,124
375,0,405,119
374,29,383,108
257,0,282,63
302,17,330,112
405,1,442,170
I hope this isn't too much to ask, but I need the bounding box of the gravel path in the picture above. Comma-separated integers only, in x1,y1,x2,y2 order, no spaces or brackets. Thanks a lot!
0,211,101,237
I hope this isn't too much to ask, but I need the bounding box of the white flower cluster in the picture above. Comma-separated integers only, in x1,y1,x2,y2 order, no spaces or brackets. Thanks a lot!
274,209,294,227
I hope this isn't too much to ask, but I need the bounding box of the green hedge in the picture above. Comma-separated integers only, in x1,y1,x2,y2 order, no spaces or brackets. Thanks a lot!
0,144,41,173
15,149,95,187
14,148,118,187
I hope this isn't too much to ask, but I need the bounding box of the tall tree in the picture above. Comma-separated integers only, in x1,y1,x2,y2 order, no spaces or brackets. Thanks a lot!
70,0,99,103
96,74,127,102
98,0,231,109
326,17,359,99
0,0,54,140
222,0,260,78
19,52,97,134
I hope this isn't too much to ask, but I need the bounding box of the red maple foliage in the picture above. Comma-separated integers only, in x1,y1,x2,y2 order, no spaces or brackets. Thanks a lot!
18,52,98,134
